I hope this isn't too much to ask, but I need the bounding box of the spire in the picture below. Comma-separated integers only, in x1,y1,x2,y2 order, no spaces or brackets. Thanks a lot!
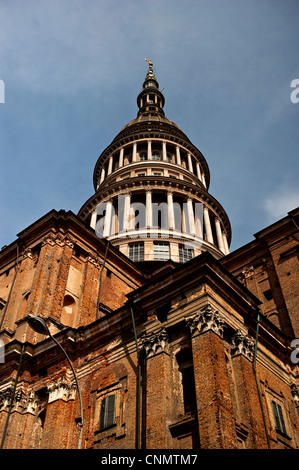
144,58,156,81
137,59,165,117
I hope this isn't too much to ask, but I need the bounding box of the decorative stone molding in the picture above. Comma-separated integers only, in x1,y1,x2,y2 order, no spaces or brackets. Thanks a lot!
0,387,33,414
140,328,168,358
42,234,56,246
26,392,39,415
21,248,34,260
290,384,299,407
185,304,226,339
86,254,101,269
41,234,75,249
231,329,255,361
47,376,76,403
241,266,254,279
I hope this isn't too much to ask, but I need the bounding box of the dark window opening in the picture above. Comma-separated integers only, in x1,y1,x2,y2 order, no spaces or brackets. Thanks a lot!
263,289,273,301
181,366,197,415
106,268,112,278
271,400,287,435
99,394,116,430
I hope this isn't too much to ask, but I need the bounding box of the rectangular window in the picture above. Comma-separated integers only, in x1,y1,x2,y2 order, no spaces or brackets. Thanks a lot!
181,366,197,415
179,245,194,263
129,243,144,262
153,242,170,261
139,153,147,161
271,400,287,435
99,395,116,430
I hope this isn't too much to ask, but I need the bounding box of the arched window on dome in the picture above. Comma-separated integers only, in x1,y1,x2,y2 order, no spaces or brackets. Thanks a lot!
152,152,161,161
61,294,76,327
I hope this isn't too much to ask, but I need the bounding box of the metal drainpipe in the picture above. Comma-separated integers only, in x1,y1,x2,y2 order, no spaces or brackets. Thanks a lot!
252,311,271,448
48,333,84,449
0,343,25,449
129,304,141,450
0,242,20,331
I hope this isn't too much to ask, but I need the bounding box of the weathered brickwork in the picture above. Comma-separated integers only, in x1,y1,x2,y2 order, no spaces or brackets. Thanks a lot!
0,210,298,450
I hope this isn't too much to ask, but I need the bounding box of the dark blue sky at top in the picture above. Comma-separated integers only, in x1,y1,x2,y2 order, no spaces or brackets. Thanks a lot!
1,0,298,252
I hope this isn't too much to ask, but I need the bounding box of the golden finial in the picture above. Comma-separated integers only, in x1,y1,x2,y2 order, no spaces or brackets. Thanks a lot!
144,58,153,70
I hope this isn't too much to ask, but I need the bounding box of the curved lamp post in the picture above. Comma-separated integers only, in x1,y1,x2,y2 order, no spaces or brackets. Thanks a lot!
27,314,84,449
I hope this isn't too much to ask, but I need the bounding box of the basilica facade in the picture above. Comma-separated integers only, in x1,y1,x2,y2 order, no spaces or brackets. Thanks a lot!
0,63,298,450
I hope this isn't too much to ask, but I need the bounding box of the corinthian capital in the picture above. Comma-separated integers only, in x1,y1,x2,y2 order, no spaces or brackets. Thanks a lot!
47,376,76,403
140,328,168,358
185,304,226,338
231,329,255,361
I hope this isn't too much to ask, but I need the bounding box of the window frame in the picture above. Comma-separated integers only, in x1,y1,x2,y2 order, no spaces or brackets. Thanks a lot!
128,242,144,262
153,242,170,261
99,394,116,431
179,244,194,263
271,400,287,436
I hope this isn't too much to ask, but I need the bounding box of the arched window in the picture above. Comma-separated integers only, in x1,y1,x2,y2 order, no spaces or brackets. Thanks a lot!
152,152,160,161
61,295,76,326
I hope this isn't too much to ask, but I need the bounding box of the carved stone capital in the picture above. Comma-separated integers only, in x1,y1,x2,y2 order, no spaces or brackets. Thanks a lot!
140,328,168,358
0,386,28,413
42,234,56,247
241,266,254,279
86,254,101,269
185,304,226,338
21,248,34,260
231,329,255,361
47,376,76,403
26,391,39,415
291,384,299,407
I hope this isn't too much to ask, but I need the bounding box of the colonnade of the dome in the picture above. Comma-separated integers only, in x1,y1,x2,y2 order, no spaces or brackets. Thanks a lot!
78,63,231,264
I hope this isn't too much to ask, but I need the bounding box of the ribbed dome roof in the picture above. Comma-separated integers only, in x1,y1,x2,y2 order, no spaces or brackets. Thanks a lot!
121,113,180,131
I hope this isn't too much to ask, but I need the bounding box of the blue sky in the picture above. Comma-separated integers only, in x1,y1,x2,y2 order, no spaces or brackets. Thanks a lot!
1,0,299,252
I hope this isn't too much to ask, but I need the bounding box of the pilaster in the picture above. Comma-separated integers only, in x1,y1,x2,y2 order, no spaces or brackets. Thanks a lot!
230,329,269,448
185,304,238,449
140,328,170,449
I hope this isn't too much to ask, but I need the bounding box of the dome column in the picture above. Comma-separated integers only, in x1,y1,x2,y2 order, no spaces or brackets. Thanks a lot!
119,148,124,168
187,153,193,173
196,162,202,181
132,143,137,163
103,200,114,238
203,206,214,244
167,191,175,231
162,141,167,162
215,218,225,254
187,197,196,236
90,210,97,230
146,190,153,228
147,140,152,160
176,146,181,165
123,192,132,232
